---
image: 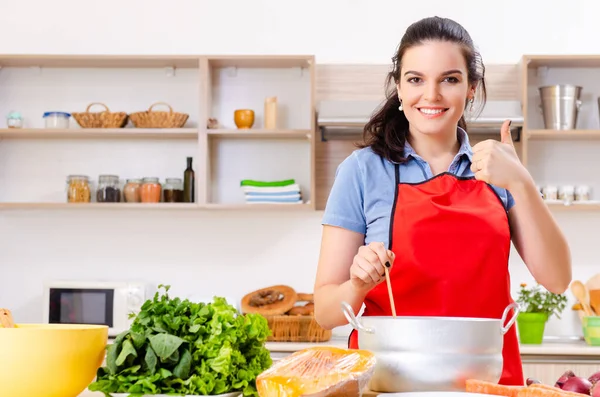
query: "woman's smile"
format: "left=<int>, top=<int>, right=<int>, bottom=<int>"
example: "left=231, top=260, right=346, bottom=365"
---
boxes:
left=417, top=106, right=449, bottom=118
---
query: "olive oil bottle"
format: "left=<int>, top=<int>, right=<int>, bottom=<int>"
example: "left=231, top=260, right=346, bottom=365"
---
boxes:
left=183, top=157, right=195, bottom=203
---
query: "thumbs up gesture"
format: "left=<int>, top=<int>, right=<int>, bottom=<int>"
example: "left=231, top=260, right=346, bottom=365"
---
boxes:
left=470, top=119, right=529, bottom=191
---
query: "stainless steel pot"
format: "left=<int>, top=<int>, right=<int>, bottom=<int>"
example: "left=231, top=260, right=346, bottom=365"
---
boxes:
left=341, top=301, right=520, bottom=393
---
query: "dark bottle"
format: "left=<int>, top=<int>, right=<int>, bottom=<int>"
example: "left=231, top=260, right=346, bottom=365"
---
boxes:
left=183, top=157, right=195, bottom=203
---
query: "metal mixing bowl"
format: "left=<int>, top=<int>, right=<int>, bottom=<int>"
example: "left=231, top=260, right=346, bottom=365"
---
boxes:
left=341, top=301, right=519, bottom=393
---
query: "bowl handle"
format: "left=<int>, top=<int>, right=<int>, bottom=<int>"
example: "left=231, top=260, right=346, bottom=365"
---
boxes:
left=341, top=301, right=375, bottom=334
left=500, top=302, right=520, bottom=335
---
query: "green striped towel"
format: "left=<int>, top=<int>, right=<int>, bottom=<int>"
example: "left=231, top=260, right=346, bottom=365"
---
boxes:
left=240, top=179, right=296, bottom=187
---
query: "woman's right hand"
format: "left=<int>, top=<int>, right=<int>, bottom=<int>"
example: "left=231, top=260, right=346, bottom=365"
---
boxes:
left=350, top=242, right=395, bottom=293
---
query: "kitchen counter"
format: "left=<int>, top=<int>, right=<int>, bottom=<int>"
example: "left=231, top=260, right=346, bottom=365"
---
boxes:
left=266, top=336, right=600, bottom=356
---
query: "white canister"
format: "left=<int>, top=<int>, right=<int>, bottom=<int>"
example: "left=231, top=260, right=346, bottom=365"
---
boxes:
left=575, top=185, right=592, bottom=201
left=543, top=185, right=558, bottom=201
left=559, top=185, right=575, bottom=202
left=43, top=112, right=71, bottom=129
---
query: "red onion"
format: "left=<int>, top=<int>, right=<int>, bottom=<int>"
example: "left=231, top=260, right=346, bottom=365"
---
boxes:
left=561, top=376, right=592, bottom=395
left=591, top=382, right=600, bottom=397
left=556, top=370, right=576, bottom=388
left=527, top=378, right=541, bottom=385
left=590, top=371, right=600, bottom=385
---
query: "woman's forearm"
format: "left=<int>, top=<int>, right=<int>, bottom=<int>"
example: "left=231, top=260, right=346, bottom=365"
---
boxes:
left=314, top=281, right=368, bottom=330
left=509, top=177, right=572, bottom=294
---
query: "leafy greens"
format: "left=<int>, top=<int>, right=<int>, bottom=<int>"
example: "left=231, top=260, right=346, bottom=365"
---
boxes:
left=88, top=285, right=272, bottom=397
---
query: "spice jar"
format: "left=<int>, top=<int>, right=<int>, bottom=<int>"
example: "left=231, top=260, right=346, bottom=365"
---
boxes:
left=96, top=175, right=121, bottom=202
left=576, top=185, right=591, bottom=201
left=559, top=185, right=575, bottom=203
left=123, top=179, right=142, bottom=203
left=542, top=185, right=558, bottom=201
left=6, top=111, right=23, bottom=128
left=66, top=175, right=91, bottom=203
left=140, top=177, right=162, bottom=203
left=163, top=178, right=184, bottom=203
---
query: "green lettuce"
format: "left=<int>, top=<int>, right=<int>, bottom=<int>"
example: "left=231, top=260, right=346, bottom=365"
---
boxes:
left=88, top=285, right=272, bottom=397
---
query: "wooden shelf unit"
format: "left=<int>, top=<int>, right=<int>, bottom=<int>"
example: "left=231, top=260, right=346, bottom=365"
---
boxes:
left=0, top=54, right=316, bottom=210
left=519, top=55, right=600, bottom=210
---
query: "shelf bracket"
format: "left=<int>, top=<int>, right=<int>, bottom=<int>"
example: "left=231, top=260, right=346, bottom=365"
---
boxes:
left=226, top=66, right=238, bottom=78
left=536, top=66, right=549, bottom=80
left=165, top=66, right=176, bottom=77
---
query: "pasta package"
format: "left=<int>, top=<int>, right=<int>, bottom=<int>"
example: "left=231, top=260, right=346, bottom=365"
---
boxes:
left=256, top=346, right=376, bottom=397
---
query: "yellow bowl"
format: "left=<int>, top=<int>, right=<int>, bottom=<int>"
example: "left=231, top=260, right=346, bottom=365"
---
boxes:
left=234, top=109, right=255, bottom=129
left=0, top=323, right=108, bottom=397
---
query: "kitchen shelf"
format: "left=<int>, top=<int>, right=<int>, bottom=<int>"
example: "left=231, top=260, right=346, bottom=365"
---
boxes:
left=0, top=202, right=313, bottom=211
left=523, top=55, right=600, bottom=69
left=545, top=201, right=600, bottom=211
left=207, top=129, right=311, bottom=140
left=0, top=54, right=201, bottom=69
left=0, top=54, right=316, bottom=211
left=527, top=129, right=600, bottom=140
left=0, top=128, right=198, bottom=140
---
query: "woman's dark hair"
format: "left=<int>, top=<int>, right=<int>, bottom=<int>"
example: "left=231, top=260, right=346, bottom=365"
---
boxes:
left=359, top=16, right=487, bottom=163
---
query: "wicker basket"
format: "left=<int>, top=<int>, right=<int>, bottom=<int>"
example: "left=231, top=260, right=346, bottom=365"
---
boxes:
left=72, top=102, right=128, bottom=128
left=129, top=102, right=189, bottom=128
left=265, top=315, right=332, bottom=342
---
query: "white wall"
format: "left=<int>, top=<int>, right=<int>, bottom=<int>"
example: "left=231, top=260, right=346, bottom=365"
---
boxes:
left=1, top=0, right=599, bottom=339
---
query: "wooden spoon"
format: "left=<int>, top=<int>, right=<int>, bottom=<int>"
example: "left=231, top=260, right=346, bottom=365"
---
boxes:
left=570, top=281, right=594, bottom=317
left=384, top=262, right=396, bottom=317
left=0, top=308, right=16, bottom=328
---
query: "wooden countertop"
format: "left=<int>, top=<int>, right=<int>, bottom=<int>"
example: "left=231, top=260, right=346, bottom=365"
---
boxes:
left=266, top=337, right=600, bottom=356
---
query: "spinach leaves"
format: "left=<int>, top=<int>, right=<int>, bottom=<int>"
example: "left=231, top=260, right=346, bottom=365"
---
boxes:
left=88, top=285, right=272, bottom=397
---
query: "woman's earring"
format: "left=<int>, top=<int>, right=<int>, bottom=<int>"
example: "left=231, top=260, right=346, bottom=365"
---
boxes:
left=469, top=98, right=474, bottom=111
left=398, top=100, right=403, bottom=111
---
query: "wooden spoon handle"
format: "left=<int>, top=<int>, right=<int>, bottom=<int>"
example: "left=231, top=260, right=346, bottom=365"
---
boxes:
left=0, top=308, right=15, bottom=328
left=384, top=267, right=396, bottom=317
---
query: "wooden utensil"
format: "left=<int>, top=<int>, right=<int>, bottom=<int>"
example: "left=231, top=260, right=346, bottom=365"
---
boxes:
left=0, top=308, right=16, bottom=328
left=384, top=263, right=396, bottom=317
left=570, top=280, right=594, bottom=316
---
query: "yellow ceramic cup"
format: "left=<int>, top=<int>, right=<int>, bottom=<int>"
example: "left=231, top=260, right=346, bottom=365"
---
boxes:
left=0, top=323, right=108, bottom=397
left=234, top=109, right=255, bottom=129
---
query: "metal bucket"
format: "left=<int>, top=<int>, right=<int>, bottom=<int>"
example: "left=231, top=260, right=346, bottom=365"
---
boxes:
left=341, top=301, right=520, bottom=393
left=539, top=84, right=582, bottom=130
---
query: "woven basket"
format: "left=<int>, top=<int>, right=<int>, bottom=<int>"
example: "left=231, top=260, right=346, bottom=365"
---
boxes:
left=72, top=102, right=128, bottom=128
left=265, top=315, right=332, bottom=342
left=129, top=102, right=189, bottom=128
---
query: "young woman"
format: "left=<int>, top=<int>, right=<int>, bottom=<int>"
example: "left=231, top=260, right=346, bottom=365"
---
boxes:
left=313, top=16, right=572, bottom=386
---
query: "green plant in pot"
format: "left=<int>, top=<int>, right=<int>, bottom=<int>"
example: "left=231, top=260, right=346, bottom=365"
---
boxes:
left=516, top=283, right=567, bottom=344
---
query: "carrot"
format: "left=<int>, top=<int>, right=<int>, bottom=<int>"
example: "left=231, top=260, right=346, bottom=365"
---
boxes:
left=465, top=379, right=525, bottom=397
left=518, top=384, right=587, bottom=397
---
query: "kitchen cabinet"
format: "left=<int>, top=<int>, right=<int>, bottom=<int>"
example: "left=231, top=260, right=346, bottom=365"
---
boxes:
left=522, top=359, right=600, bottom=385
left=0, top=54, right=316, bottom=210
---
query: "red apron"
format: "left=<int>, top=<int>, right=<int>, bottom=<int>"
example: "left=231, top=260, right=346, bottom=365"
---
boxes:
left=348, top=166, right=523, bottom=386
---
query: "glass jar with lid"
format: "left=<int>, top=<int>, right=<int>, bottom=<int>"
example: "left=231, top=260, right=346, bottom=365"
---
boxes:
left=163, top=178, right=184, bottom=202
left=96, top=175, right=121, bottom=202
left=66, top=175, right=91, bottom=203
left=123, top=179, right=142, bottom=203
left=140, top=177, right=162, bottom=203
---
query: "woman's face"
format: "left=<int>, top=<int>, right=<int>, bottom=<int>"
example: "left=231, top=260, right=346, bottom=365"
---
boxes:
left=396, top=40, right=475, bottom=138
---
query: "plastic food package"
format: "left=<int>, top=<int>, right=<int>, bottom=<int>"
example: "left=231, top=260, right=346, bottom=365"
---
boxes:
left=256, top=346, right=376, bottom=397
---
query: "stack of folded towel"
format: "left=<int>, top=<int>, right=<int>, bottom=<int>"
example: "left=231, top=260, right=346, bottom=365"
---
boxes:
left=240, top=179, right=303, bottom=204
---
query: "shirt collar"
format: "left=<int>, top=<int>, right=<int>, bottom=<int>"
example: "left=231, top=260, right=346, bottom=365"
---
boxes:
left=404, top=126, right=473, bottom=162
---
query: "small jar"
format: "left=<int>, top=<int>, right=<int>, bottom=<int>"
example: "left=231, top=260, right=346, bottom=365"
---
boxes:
left=576, top=185, right=592, bottom=201
left=43, top=111, right=71, bottom=129
left=123, top=179, right=142, bottom=203
left=163, top=178, right=184, bottom=203
left=96, top=175, right=121, bottom=203
left=140, top=177, right=162, bottom=203
left=559, top=185, right=575, bottom=203
left=66, top=175, right=91, bottom=203
left=542, top=185, right=558, bottom=201
left=6, top=111, right=23, bottom=128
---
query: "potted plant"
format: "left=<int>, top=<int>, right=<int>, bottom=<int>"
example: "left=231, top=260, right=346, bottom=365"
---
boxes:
left=516, top=283, right=568, bottom=344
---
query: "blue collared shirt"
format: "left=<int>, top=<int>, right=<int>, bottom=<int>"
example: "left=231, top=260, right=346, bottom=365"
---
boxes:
left=321, top=127, right=514, bottom=247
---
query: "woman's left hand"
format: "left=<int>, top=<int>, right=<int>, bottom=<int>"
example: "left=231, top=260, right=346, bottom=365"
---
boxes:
left=470, top=119, right=532, bottom=191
